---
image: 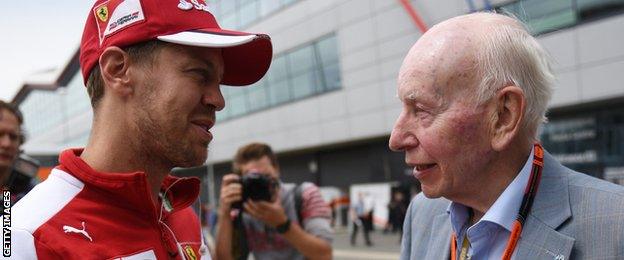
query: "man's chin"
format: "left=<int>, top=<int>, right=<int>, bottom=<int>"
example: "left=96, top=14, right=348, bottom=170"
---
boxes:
left=420, top=187, right=443, bottom=199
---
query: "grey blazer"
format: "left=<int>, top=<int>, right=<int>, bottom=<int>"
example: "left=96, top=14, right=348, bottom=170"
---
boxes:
left=400, top=151, right=624, bottom=260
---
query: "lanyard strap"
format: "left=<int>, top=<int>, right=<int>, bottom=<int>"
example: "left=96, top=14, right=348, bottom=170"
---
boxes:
left=451, top=143, right=544, bottom=260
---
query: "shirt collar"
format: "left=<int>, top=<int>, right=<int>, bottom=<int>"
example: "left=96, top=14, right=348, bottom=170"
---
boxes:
left=448, top=146, right=535, bottom=233
left=57, top=148, right=200, bottom=215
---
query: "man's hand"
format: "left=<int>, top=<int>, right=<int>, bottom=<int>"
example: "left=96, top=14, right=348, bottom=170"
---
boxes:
left=243, top=190, right=288, bottom=227
left=219, top=174, right=242, bottom=217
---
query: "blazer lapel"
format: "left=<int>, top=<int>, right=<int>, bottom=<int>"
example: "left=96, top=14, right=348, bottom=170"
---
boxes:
left=514, top=151, right=575, bottom=259
left=425, top=212, right=452, bottom=260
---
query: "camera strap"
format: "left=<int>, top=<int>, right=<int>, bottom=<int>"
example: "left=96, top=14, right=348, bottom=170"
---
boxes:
left=294, top=183, right=304, bottom=224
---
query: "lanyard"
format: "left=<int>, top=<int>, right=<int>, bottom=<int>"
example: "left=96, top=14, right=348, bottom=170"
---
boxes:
left=450, top=143, right=544, bottom=260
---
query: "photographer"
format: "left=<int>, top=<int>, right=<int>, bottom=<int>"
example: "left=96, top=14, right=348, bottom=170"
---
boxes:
left=216, top=143, right=333, bottom=260
left=0, top=100, right=35, bottom=204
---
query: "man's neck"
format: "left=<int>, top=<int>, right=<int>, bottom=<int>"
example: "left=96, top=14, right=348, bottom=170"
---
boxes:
left=80, top=119, right=170, bottom=205
left=455, top=142, right=533, bottom=223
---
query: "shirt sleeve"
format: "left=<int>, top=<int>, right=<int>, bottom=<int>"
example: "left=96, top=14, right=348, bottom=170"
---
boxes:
left=9, top=228, right=38, bottom=259
left=299, top=183, right=333, bottom=242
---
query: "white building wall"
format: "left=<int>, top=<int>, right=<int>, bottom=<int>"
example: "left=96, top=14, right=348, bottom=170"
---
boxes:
left=540, top=15, right=624, bottom=107
left=208, top=1, right=624, bottom=163
left=208, top=0, right=471, bottom=163
left=18, top=1, right=624, bottom=162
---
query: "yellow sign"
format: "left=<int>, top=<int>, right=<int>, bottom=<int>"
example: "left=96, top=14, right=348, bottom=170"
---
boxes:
left=96, top=6, right=109, bottom=22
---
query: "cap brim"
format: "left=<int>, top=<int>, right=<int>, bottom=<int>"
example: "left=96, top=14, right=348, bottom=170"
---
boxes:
left=157, top=29, right=272, bottom=86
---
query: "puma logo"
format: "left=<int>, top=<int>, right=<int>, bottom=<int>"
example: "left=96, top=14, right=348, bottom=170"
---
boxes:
left=63, top=222, right=93, bottom=242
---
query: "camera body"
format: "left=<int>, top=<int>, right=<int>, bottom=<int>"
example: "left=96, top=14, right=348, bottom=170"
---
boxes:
left=232, top=173, right=279, bottom=210
left=241, top=172, right=279, bottom=202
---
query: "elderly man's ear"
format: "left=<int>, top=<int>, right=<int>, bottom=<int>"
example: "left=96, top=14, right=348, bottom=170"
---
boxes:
left=99, top=47, right=135, bottom=98
left=489, top=86, right=526, bottom=151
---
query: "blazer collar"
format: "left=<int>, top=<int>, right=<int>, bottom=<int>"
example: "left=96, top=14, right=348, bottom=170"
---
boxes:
left=431, top=150, right=575, bottom=260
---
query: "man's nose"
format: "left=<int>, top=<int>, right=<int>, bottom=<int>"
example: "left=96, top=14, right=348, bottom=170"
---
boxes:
left=0, top=134, right=13, bottom=148
left=202, top=85, right=225, bottom=111
left=389, top=111, right=417, bottom=151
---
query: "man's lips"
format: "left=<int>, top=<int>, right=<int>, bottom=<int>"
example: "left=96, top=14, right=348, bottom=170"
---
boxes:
left=415, top=163, right=436, bottom=171
left=190, top=119, right=214, bottom=141
left=410, top=162, right=438, bottom=179
left=190, top=119, right=214, bottom=131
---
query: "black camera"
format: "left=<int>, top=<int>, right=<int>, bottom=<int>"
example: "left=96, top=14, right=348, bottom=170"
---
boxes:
left=7, top=154, right=39, bottom=199
left=241, top=173, right=279, bottom=202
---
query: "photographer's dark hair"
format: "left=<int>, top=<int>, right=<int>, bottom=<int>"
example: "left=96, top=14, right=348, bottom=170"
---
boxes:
left=233, top=142, right=279, bottom=175
left=0, top=100, right=25, bottom=144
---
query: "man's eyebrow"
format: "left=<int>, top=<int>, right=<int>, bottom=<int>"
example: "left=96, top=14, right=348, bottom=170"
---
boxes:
left=397, top=89, right=419, bottom=102
left=189, top=56, right=224, bottom=80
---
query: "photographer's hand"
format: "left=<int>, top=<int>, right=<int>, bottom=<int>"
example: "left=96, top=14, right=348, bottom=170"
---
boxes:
left=218, top=174, right=242, bottom=217
left=243, top=190, right=288, bottom=227
left=215, top=174, right=242, bottom=260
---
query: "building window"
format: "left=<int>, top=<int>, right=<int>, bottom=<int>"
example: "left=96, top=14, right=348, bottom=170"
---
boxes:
left=218, top=34, right=342, bottom=121
left=540, top=105, right=624, bottom=181
left=495, top=0, right=624, bottom=35
left=208, top=0, right=303, bottom=30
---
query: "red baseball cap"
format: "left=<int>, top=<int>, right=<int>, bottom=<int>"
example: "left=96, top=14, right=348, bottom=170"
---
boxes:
left=79, top=0, right=272, bottom=86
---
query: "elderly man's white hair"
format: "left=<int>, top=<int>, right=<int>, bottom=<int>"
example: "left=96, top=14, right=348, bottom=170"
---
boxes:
left=468, top=12, right=554, bottom=138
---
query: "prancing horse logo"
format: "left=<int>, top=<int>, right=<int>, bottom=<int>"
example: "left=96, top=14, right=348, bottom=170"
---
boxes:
left=96, top=6, right=109, bottom=22
left=63, top=222, right=93, bottom=242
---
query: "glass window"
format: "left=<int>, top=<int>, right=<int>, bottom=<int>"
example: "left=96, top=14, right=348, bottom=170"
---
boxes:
left=221, top=13, right=237, bottom=29
left=217, top=33, right=341, bottom=121
left=269, top=79, right=291, bottom=105
left=217, top=109, right=229, bottom=121
left=291, top=70, right=321, bottom=99
left=322, top=63, right=341, bottom=90
left=288, top=45, right=316, bottom=76
left=64, top=73, right=90, bottom=119
left=247, top=80, right=270, bottom=110
left=267, top=56, right=289, bottom=83
left=316, top=36, right=339, bottom=65
left=212, top=0, right=304, bottom=30
left=228, top=93, right=248, bottom=117
left=220, top=0, right=236, bottom=16
left=260, top=1, right=281, bottom=16
left=239, top=0, right=259, bottom=28
left=497, top=0, right=624, bottom=35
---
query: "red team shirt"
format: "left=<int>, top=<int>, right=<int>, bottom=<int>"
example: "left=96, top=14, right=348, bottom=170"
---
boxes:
left=12, top=149, right=209, bottom=259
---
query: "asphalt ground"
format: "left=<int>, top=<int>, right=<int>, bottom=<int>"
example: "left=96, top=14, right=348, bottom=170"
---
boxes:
left=332, top=226, right=402, bottom=260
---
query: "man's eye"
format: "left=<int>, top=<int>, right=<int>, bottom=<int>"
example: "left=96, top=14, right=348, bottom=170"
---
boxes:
left=188, top=69, right=211, bottom=82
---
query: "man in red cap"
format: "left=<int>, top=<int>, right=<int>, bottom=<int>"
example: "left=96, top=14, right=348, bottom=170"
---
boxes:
left=11, top=0, right=272, bottom=259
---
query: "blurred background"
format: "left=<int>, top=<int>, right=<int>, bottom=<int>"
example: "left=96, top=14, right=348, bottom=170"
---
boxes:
left=3, top=0, right=624, bottom=259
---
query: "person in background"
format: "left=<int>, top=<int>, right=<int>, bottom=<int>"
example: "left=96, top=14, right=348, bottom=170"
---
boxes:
left=11, top=0, right=272, bottom=258
left=350, top=192, right=373, bottom=246
left=216, top=142, right=333, bottom=260
left=0, top=100, right=36, bottom=204
left=390, top=12, right=624, bottom=260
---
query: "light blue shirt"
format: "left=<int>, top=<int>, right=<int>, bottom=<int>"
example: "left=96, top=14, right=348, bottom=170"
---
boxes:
left=448, top=147, right=534, bottom=260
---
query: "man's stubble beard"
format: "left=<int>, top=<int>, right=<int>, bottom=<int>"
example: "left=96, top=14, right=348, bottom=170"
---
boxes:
left=133, top=84, right=206, bottom=170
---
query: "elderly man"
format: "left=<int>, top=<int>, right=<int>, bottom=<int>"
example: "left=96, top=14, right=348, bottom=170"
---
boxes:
left=12, top=0, right=271, bottom=259
left=390, top=13, right=624, bottom=260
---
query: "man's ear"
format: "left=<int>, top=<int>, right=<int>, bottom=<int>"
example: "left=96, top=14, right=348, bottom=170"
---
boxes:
left=490, top=85, right=525, bottom=151
left=99, top=47, right=134, bottom=98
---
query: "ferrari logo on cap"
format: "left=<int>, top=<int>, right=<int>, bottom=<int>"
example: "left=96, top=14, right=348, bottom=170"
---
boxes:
left=178, top=0, right=212, bottom=13
left=96, top=6, right=109, bottom=22
left=184, top=245, right=198, bottom=260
